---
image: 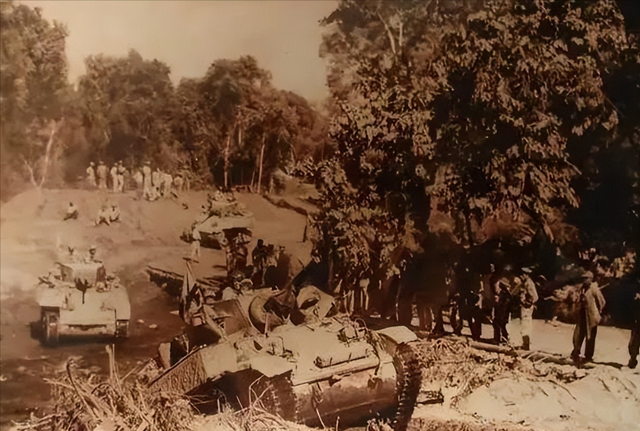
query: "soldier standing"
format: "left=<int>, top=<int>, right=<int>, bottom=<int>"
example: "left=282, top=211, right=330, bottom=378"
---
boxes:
left=110, top=163, right=118, bottom=193
left=152, top=168, right=162, bottom=196
left=492, top=273, right=512, bottom=344
left=511, top=268, right=539, bottom=350
left=163, top=172, right=173, bottom=197
left=96, top=161, right=108, bottom=189
left=142, top=161, right=152, bottom=200
left=174, top=174, right=184, bottom=194
left=628, top=274, right=640, bottom=369
left=117, top=161, right=126, bottom=193
left=86, top=162, right=96, bottom=188
left=190, top=226, right=201, bottom=263
left=251, top=239, right=267, bottom=288
left=571, top=271, right=606, bottom=363
left=233, top=237, right=248, bottom=274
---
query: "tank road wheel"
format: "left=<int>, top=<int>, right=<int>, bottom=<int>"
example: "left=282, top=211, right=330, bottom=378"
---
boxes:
left=115, top=320, right=130, bottom=339
left=42, top=310, right=60, bottom=347
left=392, top=342, right=423, bottom=431
left=252, top=374, right=297, bottom=422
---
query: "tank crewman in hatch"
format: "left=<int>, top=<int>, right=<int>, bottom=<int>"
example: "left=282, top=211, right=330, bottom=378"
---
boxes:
left=84, top=245, right=101, bottom=263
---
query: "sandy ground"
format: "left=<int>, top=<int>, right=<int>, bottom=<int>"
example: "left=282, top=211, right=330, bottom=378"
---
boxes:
left=0, top=187, right=638, bottom=431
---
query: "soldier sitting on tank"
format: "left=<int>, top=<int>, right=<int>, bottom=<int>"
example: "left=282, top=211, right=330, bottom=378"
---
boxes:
left=84, top=245, right=101, bottom=263
left=105, top=273, right=121, bottom=290
left=221, top=272, right=250, bottom=301
left=67, top=246, right=83, bottom=263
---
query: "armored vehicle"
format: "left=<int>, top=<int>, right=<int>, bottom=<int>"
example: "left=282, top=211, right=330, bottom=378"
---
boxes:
left=181, top=199, right=255, bottom=249
left=36, top=261, right=131, bottom=346
left=148, top=280, right=424, bottom=431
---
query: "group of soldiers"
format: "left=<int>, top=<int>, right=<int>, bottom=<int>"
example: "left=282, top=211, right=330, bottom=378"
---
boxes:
left=63, top=201, right=120, bottom=226
left=85, top=161, right=127, bottom=192
left=85, top=160, right=186, bottom=201
left=414, top=260, right=639, bottom=368
left=220, top=239, right=294, bottom=301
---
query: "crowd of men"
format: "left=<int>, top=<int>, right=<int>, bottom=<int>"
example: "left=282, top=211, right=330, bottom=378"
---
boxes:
left=409, top=259, right=639, bottom=369
left=85, top=160, right=186, bottom=201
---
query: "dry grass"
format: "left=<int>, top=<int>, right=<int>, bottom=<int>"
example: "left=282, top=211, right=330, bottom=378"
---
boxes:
left=416, top=337, right=585, bottom=408
left=8, top=345, right=318, bottom=431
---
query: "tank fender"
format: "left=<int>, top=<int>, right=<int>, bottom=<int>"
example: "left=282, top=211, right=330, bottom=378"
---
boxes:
left=250, top=354, right=294, bottom=378
left=374, top=326, right=418, bottom=355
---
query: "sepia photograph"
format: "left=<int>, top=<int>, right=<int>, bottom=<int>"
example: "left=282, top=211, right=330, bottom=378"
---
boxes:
left=0, top=1, right=639, bottom=430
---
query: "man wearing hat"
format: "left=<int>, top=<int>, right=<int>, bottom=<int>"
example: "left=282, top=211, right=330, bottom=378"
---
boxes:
left=142, top=161, right=152, bottom=200
left=116, top=161, right=126, bottom=193
left=510, top=267, right=539, bottom=350
left=571, top=271, right=606, bottom=363
left=110, top=163, right=118, bottom=193
left=86, top=162, right=96, bottom=188
left=96, top=161, right=108, bottom=190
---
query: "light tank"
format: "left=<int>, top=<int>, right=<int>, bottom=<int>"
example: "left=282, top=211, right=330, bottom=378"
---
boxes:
left=181, top=197, right=255, bottom=249
left=36, top=261, right=131, bottom=346
left=148, top=276, right=425, bottom=431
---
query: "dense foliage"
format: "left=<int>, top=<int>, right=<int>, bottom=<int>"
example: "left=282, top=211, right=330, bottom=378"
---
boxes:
left=311, top=0, right=639, bottom=288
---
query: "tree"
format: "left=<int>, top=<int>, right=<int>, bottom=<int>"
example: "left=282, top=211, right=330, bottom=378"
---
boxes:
left=314, top=0, right=631, bottom=294
left=0, top=1, right=70, bottom=197
left=78, top=50, right=179, bottom=169
left=198, top=56, right=272, bottom=189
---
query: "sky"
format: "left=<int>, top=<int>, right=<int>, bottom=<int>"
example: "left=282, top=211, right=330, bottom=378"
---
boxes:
left=21, top=1, right=338, bottom=102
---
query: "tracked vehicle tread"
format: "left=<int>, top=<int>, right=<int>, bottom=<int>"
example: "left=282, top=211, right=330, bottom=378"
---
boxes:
left=392, top=341, right=423, bottom=431
left=253, top=373, right=297, bottom=422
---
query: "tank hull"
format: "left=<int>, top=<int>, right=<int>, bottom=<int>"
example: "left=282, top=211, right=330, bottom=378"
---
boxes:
left=292, top=360, right=397, bottom=427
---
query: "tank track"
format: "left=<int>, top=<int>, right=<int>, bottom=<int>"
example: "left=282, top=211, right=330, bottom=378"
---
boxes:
left=392, top=341, right=423, bottom=431
left=253, top=373, right=298, bottom=422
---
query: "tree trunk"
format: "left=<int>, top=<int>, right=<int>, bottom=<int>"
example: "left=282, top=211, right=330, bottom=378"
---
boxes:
left=257, top=139, right=266, bottom=194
